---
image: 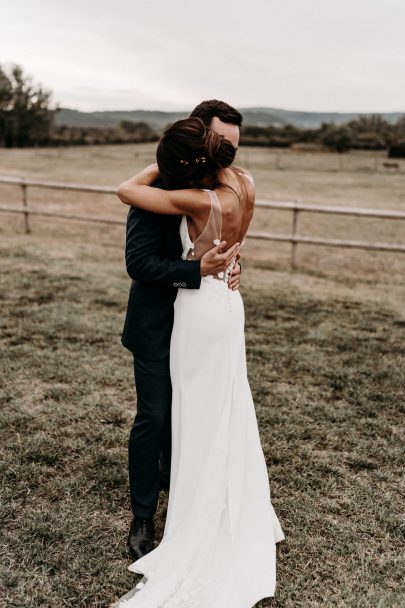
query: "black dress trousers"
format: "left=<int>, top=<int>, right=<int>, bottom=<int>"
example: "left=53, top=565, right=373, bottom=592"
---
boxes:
left=121, top=201, right=201, bottom=519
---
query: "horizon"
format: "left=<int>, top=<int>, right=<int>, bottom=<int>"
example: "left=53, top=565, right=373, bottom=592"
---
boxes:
left=58, top=105, right=404, bottom=115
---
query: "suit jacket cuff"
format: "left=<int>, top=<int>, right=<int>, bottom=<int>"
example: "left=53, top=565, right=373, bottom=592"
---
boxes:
left=181, top=260, right=201, bottom=289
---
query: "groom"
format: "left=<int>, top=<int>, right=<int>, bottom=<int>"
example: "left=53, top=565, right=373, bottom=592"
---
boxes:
left=121, top=100, right=243, bottom=560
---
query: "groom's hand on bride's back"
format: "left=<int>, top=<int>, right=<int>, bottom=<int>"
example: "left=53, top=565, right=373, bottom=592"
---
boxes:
left=200, top=241, right=240, bottom=277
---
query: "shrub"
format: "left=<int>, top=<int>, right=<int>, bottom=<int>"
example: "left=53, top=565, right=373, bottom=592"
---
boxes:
left=388, top=141, right=405, bottom=158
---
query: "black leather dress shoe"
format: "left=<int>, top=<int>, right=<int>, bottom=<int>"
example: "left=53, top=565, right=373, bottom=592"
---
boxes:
left=127, top=516, right=155, bottom=561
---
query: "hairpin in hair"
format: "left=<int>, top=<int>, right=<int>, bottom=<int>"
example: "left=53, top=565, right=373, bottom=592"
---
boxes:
left=180, top=156, right=206, bottom=166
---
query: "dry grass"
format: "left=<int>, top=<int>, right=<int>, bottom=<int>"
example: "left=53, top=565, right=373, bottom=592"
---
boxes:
left=1, top=144, right=405, bottom=606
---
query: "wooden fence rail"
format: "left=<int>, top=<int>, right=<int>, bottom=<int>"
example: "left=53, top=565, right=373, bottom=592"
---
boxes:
left=1, top=176, right=405, bottom=270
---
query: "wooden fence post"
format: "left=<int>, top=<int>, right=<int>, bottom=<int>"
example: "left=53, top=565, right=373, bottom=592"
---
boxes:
left=21, top=181, right=30, bottom=234
left=291, top=201, right=300, bottom=270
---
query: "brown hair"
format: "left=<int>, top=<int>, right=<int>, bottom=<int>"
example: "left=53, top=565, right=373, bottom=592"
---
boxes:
left=189, top=99, right=243, bottom=127
left=156, top=117, right=236, bottom=189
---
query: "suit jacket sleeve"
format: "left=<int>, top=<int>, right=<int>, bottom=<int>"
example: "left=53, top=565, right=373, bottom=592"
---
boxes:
left=125, top=206, right=202, bottom=289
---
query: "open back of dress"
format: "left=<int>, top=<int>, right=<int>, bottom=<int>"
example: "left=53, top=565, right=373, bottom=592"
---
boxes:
left=180, top=188, right=242, bottom=284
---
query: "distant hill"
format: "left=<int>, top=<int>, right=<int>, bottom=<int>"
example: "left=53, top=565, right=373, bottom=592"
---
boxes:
left=56, top=109, right=185, bottom=129
left=56, top=107, right=403, bottom=130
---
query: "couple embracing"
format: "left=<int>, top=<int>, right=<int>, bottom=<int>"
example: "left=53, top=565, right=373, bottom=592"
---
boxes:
left=113, top=100, right=284, bottom=607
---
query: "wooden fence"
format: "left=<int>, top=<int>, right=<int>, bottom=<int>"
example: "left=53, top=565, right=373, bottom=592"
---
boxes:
left=1, top=175, right=405, bottom=269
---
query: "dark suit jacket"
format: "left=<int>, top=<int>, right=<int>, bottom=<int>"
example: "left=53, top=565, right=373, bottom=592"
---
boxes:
left=121, top=194, right=201, bottom=360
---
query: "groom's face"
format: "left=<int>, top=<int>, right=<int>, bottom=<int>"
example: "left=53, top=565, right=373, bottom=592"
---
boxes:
left=210, top=116, right=240, bottom=150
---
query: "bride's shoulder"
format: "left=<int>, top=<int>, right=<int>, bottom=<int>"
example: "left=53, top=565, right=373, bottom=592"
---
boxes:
left=222, top=165, right=253, bottom=182
left=231, top=166, right=254, bottom=186
left=233, top=165, right=253, bottom=177
left=231, top=166, right=255, bottom=200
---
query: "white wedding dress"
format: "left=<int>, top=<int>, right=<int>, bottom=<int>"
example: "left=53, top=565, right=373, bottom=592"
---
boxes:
left=112, top=189, right=285, bottom=608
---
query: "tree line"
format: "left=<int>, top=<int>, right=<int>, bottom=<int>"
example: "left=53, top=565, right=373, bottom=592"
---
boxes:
left=240, top=116, right=405, bottom=156
left=1, top=63, right=405, bottom=156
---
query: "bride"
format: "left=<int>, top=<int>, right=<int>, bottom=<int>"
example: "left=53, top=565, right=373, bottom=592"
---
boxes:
left=114, top=117, right=285, bottom=607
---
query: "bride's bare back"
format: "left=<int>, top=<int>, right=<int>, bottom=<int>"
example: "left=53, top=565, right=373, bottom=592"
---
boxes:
left=187, top=167, right=255, bottom=252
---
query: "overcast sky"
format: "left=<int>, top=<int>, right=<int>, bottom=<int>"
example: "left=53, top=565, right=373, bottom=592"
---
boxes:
left=1, top=0, right=404, bottom=113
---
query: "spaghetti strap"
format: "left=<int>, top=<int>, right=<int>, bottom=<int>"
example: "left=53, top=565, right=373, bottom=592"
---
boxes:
left=205, top=190, right=222, bottom=245
left=183, top=189, right=222, bottom=252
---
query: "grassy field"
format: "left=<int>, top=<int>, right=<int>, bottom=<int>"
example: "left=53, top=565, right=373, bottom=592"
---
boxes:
left=1, top=145, right=405, bottom=607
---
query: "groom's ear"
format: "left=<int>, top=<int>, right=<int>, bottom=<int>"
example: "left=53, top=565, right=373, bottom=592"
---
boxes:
left=210, top=117, right=239, bottom=150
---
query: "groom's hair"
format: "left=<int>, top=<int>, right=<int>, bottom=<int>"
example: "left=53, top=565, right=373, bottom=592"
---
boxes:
left=189, top=100, right=243, bottom=127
